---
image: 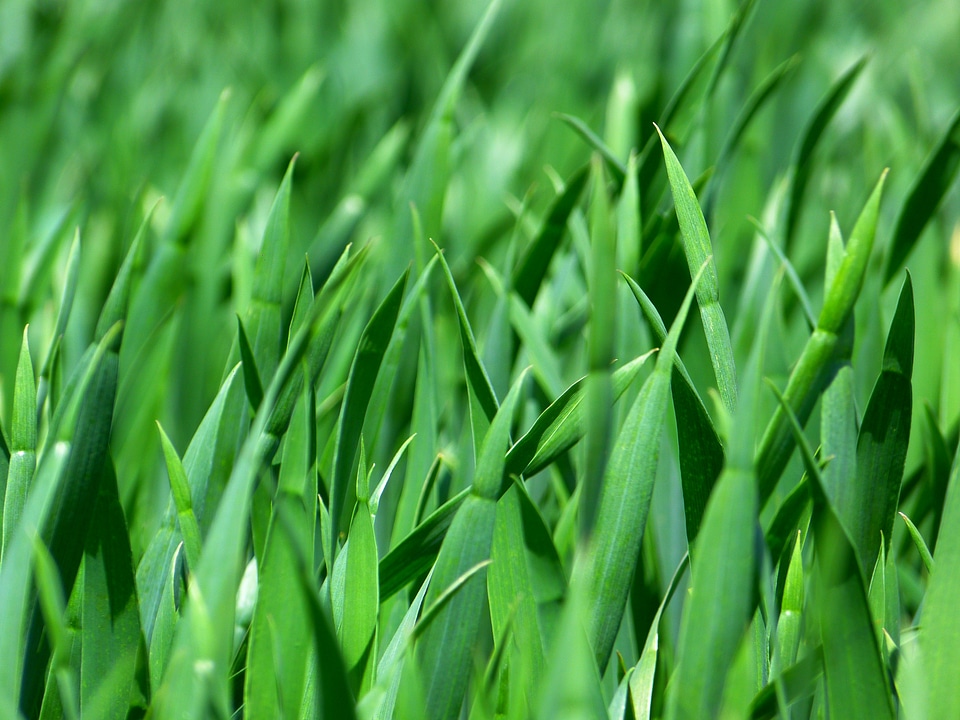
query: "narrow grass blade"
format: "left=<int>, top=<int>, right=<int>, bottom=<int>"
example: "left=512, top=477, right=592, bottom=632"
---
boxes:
left=899, top=512, right=934, bottom=573
left=756, top=170, right=888, bottom=505
left=783, top=57, right=867, bottom=252
left=573, top=259, right=710, bottom=670
left=920, top=434, right=960, bottom=720
left=330, top=269, right=408, bottom=551
left=512, top=164, right=590, bottom=307
left=884, top=107, right=960, bottom=285
left=852, top=272, right=914, bottom=573
left=655, top=125, right=738, bottom=413
left=236, top=315, right=265, bottom=412
left=157, top=422, right=203, bottom=574
left=555, top=115, right=627, bottom=183
left=2, top=326, right=37, bottom=562
left=622, top=272, right=724, bottom=542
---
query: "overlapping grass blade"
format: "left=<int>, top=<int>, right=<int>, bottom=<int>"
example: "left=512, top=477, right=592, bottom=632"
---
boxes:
left=769, top=382, right=895, bottom=720
left=415, top=370, right=526, bottom=720
left=852, top=272, right=914, bottom=573
left=378, top=352, right=652, bottom=600
left=512, top=164, right=590, bottom=307
left=884, top=108, right=960, bottom=285
left=573, top=259, right=709, bottom=670
left=756, top=170, right=887, bottom=504
left=329, top=269, right=408, bottom=551
left=655, top=125, right=738, bottom=413
left=2, top=327, right=37, bottom=562
left=622, top=273, right=723, bottom=543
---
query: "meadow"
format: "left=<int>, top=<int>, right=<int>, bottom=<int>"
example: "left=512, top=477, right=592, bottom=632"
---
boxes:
left=1, top=0, right=959, bottom=717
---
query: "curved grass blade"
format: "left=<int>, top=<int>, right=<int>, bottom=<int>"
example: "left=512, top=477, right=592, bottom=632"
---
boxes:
left=555, top=114, right=627, bottom=183
left=898, top=512, right=934, bottom=573
left=573, top=259, right=710, bottom=670
left=157, top=422, right=203, bottom=574
left=330, top=268, right=408, bottom=552
left=512, top=164, right=590, bottom=307
left=852, top=272, right=914, bottom=573
left=783, top=57, right=867, bottom=252
left=756, top=170, right=887, bottom=505
left=655, top=125, right=737, bottom=413
left=622, top=272, right=724, bottom=543
left=884, top=107, right=960, bottom=285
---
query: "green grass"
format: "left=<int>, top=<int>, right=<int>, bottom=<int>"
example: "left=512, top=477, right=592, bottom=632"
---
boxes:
left=1, top=0, right=960, bottom=718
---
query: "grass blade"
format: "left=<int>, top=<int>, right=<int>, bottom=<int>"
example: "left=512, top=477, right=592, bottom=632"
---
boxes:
left=2, top=326, right=37, bottom=563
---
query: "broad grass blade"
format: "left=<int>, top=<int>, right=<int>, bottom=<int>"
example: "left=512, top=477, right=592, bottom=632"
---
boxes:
left=622, top=272, right=723, bottom=542
left=852, top=272, right=914, bottom=573
left=573, top=259, right=709, bottom=670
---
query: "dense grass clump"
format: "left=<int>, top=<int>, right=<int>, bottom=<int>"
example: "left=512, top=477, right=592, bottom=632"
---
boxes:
left=2, top=0, right=960, bottom=718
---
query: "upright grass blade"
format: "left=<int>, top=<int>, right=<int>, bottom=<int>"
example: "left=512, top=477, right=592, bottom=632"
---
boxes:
left=2, top=326, right=37, bottom=562
left=655, top=125, right=738, bottom=413
left=666, top=264, right=773, bottom=720
left=582, top=154, right=617, bottom=538
left=782, top=57, right=868, bottom=253
left=330, top=269, right=408, bottom=550
left=512, top=164, right=590, bottom=307
left=769, top=383, right=895, bottom=720
left=416, top=370, right=527, bottom=720
left=622, top=273, right=724, bottom=543
left=573, top=259, right=710, bottom=671
left=884, top=108, right=960, bottom=285
left=852, top=272, right=914, bottom=574
left=150, top=244, right=367, bottom=718
left=756, top=170, right=888, bottom=505
left=921, top=435, right=960, bottom=720
left=156, top=422, right=203, bottom=574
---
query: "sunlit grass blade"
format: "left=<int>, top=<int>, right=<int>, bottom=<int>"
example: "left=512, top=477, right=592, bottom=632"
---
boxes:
left=783, top=56, right=867, bottom=252
left=622, top=272, right=724, bottom=542
left=555, top=114, right=627, bottom=182
left=655, top=125, right=738, bottom=413
left=884, top=107, right=960, bottom=285
left=573, top=258, right=710, bottom=670
left=512, top=164, right=590, bottom=307
left=756, top=169, right=887, bottom=505
left=156, top=422, right=203, bottom=575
